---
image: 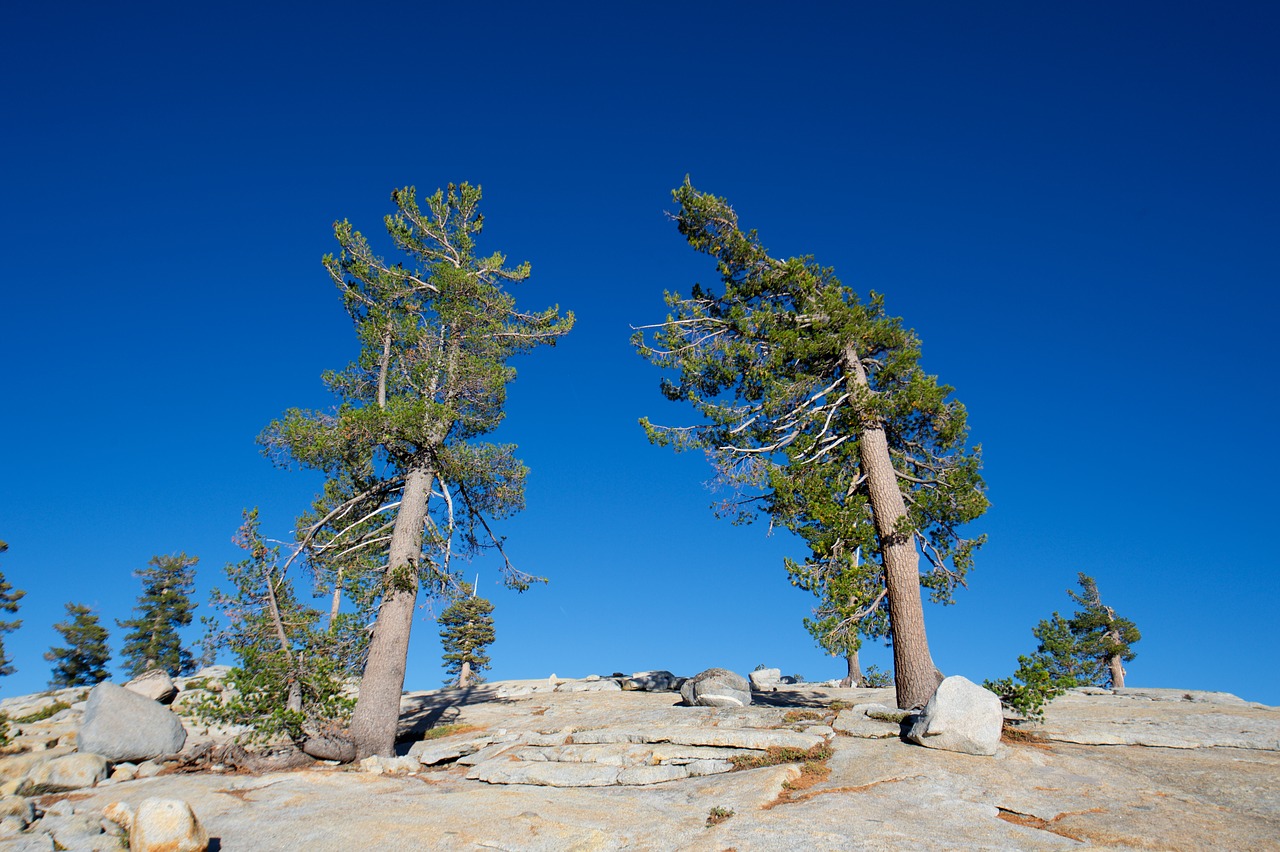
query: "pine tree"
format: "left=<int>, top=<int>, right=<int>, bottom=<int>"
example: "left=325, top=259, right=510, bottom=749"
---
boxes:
left=635, top=180, right=987, bottom=710
left=200, top=509, right=363, bottom=748
left=45, top=603, right=110, bottom=688
left=1066, top=573, right=1140, bottom=689
left=0, top=541, right=24, bottom=680
left=261, top=184, right=573, bottom=757
left=117, top=552, right=199, bottom=678
left=439, top=588, right=495, bottom=688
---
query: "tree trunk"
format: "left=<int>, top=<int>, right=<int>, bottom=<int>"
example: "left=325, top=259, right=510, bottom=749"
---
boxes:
left=1108, top=654, right=1126, bottom=689
left=840, top=649, right=863, bottom=689
left=844, top=344, right=943, bottom=710
left=458, top=660, right=472, bottom=689
left=348, top=466, right=434, bottom=758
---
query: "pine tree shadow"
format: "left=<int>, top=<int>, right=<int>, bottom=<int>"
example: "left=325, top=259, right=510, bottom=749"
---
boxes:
left=394, top=684, right=513, bottom=746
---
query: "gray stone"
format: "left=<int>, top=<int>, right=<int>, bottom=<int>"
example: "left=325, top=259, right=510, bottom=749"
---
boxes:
left=0, top=831, right=54, bottom=851
left=620, top=671, right=677, bottom=691
left=616, top=764, right=688, bottom=785
left=25, top=752, right=109, bottom=792
left=79, top=683, right=187, bottom=762
left=833, top=704, right=902, bottom=739
left=124, top=669, right=178, bottom=704
left=905, top=675, right=1003, bottom=756
left=0, top=796, right=33, bottom=826
left=40, top=812, right=111, bottom=851
left=134, top=761, right=164, bottom=779
left=555, top=679, right=622, bottom=693
left=408, top=736, right=493, bottom=766
left=467, top=759, right=621, bottom=787
left=749, top=668, right=782, bottom=690
left=129, top=798, right=209, bottom=852
left=679, top=668, right=752, bottom=708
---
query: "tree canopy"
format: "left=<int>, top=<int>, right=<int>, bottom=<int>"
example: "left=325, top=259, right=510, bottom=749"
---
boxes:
left=439, top=587, right=495, bottom=688
left=635, top=180, right=987, bottom=709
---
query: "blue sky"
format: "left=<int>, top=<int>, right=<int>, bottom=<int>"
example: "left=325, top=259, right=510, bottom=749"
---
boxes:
left=2, top=2, right=1277, bottom=704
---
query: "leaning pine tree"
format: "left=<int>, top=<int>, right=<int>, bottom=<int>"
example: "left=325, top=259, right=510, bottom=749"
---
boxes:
left=635, top=181, right=988, bottom=710
left=262, top=184, right=573, bottom=757
left=118, top=552, right=199, bottom=678
left=439, top=587, right=495, bottom=688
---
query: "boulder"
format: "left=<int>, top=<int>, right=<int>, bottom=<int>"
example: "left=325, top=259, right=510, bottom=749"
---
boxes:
left=124, top=669, right=178, bottom=704
left=79, top=683, right=187, bottom=762
left=748, top=668, right=781, bottom=690
left=24, top=752, right=109, bottom=792
left=300, top=734, right=356, bottom=763
left=679, top=668, right=752, bottom=708
left=129, top=798, right=209, bottom=852
left=905, top=675, right=1003, bottom=756
left=620, top=671, right=677, bottom=691
left=0, top=795, right=33, bottom=827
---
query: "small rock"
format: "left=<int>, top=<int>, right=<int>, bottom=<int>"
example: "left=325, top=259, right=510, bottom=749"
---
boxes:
left=0, top=795, right=33, bottom=826
left=134, top=760, right=164, bottom=779
left=111, top=762, right=138, bottom=782
left=124, top=670, right=178, bottom=704
left=102, top=801, right=135, bottom=832
left=905, top=675, right=1003, bottom=757
left=409, top=737, right=493, bottom=766
left=0, top=815, right=25, bottom=836
left=129, top=798, right=208, bottom=852
left=749, top=668, right=782, bottom=690
left=24, top=752, right=109, bottom=792
left=679, top=668, right=752, bottom=708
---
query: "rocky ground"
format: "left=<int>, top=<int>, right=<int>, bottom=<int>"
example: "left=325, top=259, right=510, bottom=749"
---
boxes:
left=0, top=670, right=1276, bottom=850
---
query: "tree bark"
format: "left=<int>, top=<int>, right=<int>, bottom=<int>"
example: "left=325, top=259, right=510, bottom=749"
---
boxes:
left=844, top=344, right=943, bottom=710
left=1108, top=654, right=1126, bottom=689
left=840, top=649, right=863, bottom=689
left=348, top=466, right=434, bottom=758
left=458, top=660, right=472, bottom=689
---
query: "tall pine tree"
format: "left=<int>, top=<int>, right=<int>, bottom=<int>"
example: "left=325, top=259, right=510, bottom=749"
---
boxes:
left=0, top=542, right=24, bottom=680
left=45, top=603, right=110, bottom=688
left=635, top=181, right=987, bottom=710
left=118, top=552, right=199, bottom=677
left=261, top=183, right=573, bottom=757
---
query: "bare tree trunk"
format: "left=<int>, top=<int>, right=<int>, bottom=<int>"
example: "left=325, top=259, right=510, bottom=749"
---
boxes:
left=844, top=345, right=943, bottom=711
left=348, top=466, right=434, bottom=758
left=458, top=660, right=472, bottom=689
left=327, top=566, right=344, bottom=634
left=840, top=649, right=863, bottom=688
left=1108, top=654, right=1126, bottom=689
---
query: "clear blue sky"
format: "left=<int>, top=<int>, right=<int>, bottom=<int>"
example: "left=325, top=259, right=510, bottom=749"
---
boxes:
left=2, top=2, right=1277, bottom=705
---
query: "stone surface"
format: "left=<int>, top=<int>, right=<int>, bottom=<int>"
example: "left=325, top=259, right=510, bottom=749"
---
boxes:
left=79, top=682, right=187, bottom=762
left=124, top=669, right=178, bottom=704
left=24, top=752, right=109, bottom=792
left=679, top=668, right=752, bottom=708
left=833, top=704, right=902, bottom=738
left=1038, top=687, right=1280, bottom=749
left=749, top=668, right=782, bottom=690
left=905, top=675, right=1003, bottom=756
left=0, top=796, right=33, bottom=826
left=129, top=798, right=209, bottom=852
left=0, top=677, right=1272, bottom=850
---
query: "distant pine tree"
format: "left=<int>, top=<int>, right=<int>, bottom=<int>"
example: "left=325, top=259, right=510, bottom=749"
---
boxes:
left=439, top=589, right=495, bottom=688
left=117, top=553, right=199, bottom=677
left=0, top=541, right=24, bottom=680
left=45, top=603, right=111, bottom=688
left=1067, top=573, right=1141, bottom=689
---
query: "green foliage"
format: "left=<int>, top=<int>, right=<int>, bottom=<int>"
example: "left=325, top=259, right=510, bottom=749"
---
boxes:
left=439, top=588, right=495, bottom=686
left=197, top=510, right=360, bottom=744
left=117, top=552, right=199, bottom=678
left=45, top=603, right=111, bottom=688
left=634, top=180, right=987, bottom=670
left=861, top=664, right=892, bottom=688
left=0, top=541, right=24, bottom=680
left=259, top=183, right=575, bottom=608
left=706, top=806, right=735, bottom=826
left=986, top=574, right=1142, bottom=720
